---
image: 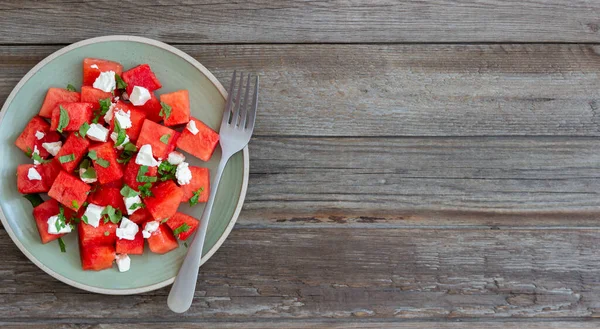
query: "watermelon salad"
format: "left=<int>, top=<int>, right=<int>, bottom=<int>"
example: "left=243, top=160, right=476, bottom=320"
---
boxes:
left=15, top=58, right=219, bottom=272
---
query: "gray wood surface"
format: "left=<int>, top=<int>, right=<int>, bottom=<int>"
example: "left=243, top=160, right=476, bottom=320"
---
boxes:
left=2, top=1, right=600, bottom=328
left=2, top=44, right=600, bottom=137
left=0, top=0, right=599, bottom=44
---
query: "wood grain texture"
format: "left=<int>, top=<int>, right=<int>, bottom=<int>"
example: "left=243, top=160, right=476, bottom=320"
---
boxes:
left=2, top=44, right=600, bottom=136
left=3, top=321, right=600, bottom=329
left=238, top=136, right=600, bottom=227
left=0, top=0, right=599, bottom=44
left=0, top=228, right=599, bottom=320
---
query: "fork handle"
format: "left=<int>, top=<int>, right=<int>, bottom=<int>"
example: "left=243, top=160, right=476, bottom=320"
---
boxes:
left=167, top=154, right=230, bottom=313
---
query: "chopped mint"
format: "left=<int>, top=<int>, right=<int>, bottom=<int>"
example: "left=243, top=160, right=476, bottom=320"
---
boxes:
left=189, top=187, right=205, bottom=207
left=159, top=102, right=172, bottom=120
left=59, top=153, right=75, bottom=164
left=58, top=237, right=66, bottom=252
left=159, top=134, right=170, bottom=144
left=115, top=74, right=127, bottom=90
left=57, top=105, right=70, bottom=133
left=137, top=165, right=157, bottom=183
left=120, top=184, right=140, bottom=198
left=79, top=122, right=90, bottom=138
left=66, top=84, right=77, bottom=92
left=173, top=223, right=191, bottom=236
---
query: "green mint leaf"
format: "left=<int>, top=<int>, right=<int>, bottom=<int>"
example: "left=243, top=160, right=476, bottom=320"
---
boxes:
left=23, top=194, right=44, bottom=208
left=114, top=119, right=126, bottom=146
left=158, top=161, right=177, bottom=181
left=123, top=142, right=137, bottom=152
left=66, top=84, right=77, bottom=92
left=57, top=105, right=70, bottom=133
left=81, top=166, right=97, bottom=179
left=120, top=184, right=140, bottom=198
left=25, top=147, right=33, bottom=157
left=104, top=231, right=109, bottom=236
left=129, top=203, right=144, bottom=210
left=32, top=152, right=51, bottom=164
left=159, top=102, right=172, bottom=120
left=173, top=223, right=191, bottom=236
left=137, top=165, right=157, bottom=183
left=71, top=200, right=79, bottom=210
left=115, top=74, right=127, bottom=90
left=59, top=153, right=75, bottom=164
left=58, top=237, right=66, bottom=252
left=99, top=98, right=112, bottom=115
left=189, top=187, right=205, bottom=207
left=101, top=205, right=122, bottom=224
left=88, top=150, right=97, bottom=160
left=160, top=218, right=169, bottom=224
left=81, top=215, right=89, bottom=224
left=79, top=122, right=90, bottom=138
left=159, top=134, right=170, bottom=144
left=139, top=183, right=153, bottom=198
left=96, top=158, right=110, bottom=168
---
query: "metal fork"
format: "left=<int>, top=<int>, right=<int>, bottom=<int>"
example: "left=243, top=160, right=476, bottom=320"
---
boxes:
left=168, top=71, right=259, bottom=313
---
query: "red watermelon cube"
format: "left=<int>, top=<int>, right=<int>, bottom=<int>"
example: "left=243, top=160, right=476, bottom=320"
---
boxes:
left=48, top=171, right=91, bottom=211
left=15, top=116, right=61, bottom=158
left=176, top=117, right=219, bottom=161
left=129, top=207, right=152, bottom=224
left=136, top=92, right=162, bottom=122
left=166, top=212, right=199, bottom=241
left=50, top=102, right=93, bottom=132
left=160, top=90, right=190, bottom=126
left=17, top=164, right=47, bottom=194
left=81, top=86, right=113, bottom=110
left=80, top=244, right=115, bottom=271
left=55, top=133, right=90, bottom=173
left=180, top=166, right=210, bottom=203
left=39, top=88, right=80, bottom=118
left=147, top=224, right=178, bottom=254
left=88, top=142, right=124, bottom=185
left=121, top=64, right=162, bottom=95
left=123, top=160, right=157, bottom=192
left=17, top=160, right=62, bottom=194
left=108, top=101, right=147, bottom=141
left=32, top=199, right=73, bottom=244
left=116, top=230, right=144, bottom=255
left=83, top=58, right=123, bottom=87
left=40, top=159, right=62, bottom=189
left=78, top=220, right=118, bottom=246
left=143, top=181, right=183, bottom=221
left=87, top=186, right=127, bottom=213
left=136, top=119, right=179, bottom=159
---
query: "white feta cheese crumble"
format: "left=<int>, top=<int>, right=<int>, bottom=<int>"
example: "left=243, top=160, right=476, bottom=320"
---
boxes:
left=92, top=70, right=116, bottom=92
left=41, top=141, right=62, bottom=156
left=135, top=144, right=159, bottom=167
left=175, top=162, right=193, bottom=185
left=103, top=102, right=117, bottom=123
left=129, top=86, right=151, bottom=106
left=186, top=120, right=199, bottom=135
left=142, top=221, right=160, bottom=238
left=83, top=204, right=105, bottom=228
left=124, top=195, right=142, bottom=215
left=86, top=123, right=109, bottom=142
left=32, top=145, right=40, bottom=164
left=110, top=131, right=130, bottom=150
left=47, top=215, right=72, bottom=234
left=27, top=167, right=42, bottom=181
left=90, top=64, right=99, bottom=69
left=115, top=254, right=131, bottom=272
left=167, top=151, right=185, bottom=165
left=35, top=130, right=45, bottom=140
left=114, top=109, right=132, bottom=129
left=116, top=217, right=139, bottom=241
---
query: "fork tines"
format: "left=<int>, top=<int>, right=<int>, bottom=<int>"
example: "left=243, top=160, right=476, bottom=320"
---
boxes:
left=223, top=71, right=259, bottom=131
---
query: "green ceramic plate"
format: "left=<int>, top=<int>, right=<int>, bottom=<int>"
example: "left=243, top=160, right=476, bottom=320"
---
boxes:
left=0, top=36, right=248, bottom=294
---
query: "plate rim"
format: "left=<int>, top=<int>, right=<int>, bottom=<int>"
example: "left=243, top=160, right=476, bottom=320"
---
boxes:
left=0, top=35, right=249, bottom=295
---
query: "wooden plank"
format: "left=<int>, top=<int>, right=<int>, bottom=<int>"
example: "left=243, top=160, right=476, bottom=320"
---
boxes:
left=2, top=320, right=600, bottom=329
left=2, top=44, right=600, bottom=136
left=0, top=228, right=599, bottom=319
left=239, top=136, right=600, bottom=227
left=0, top=1, right=599, bottom=43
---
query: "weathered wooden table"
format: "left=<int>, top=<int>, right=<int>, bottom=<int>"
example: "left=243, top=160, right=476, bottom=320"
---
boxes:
left=2, top=1, right=600, bottom=328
